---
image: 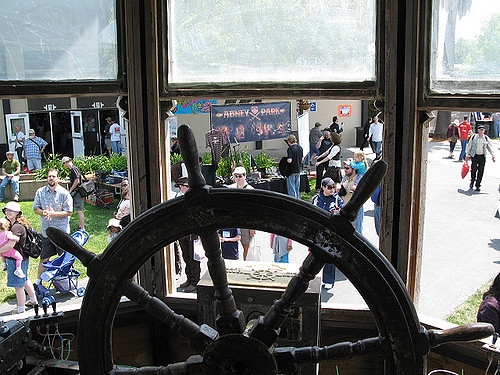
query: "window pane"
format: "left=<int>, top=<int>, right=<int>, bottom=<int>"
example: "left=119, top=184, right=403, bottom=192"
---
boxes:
left=167, top=0, right=376, bottom=86
left=430, top=0, right=500, bottom=94
left=0, top=0, right=117, bottom=81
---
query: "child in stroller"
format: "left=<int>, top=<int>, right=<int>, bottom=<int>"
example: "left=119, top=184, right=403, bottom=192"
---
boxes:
left=35, top=229, right=89, bottom=307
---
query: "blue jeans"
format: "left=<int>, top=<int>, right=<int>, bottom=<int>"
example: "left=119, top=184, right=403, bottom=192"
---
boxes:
left=354, top=205, right=364, bottom=234
left=323, top=263, right=336, bottom=285
left=287, top=173, right=301, bottom=199
left=304, top=143, right=319, bottom=165
left=111, top=140, right=121, bottom=154
left=374, top=204, right=380, bottom=236
left=372, top=141, right=382, bottom=158
left=459, top=139, right=468, bottom=160
left=0, top=177, right=19, bottom=200
left=494, top=121, right=500, bottom=138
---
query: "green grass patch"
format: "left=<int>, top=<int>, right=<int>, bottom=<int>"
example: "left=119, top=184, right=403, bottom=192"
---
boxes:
left=0, top=200, right=116, bottom=303
left=446, top=279, right=492, bottom=325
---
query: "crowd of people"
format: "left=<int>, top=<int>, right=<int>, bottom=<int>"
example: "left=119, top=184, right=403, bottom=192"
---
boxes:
left=0, top=155, right=130, bottom=315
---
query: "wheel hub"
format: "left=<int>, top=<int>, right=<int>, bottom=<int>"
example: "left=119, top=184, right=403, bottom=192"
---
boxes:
left=202, top=334, right=277, bottom=375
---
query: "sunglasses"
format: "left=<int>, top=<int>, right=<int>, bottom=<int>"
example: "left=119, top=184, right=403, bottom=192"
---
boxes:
left=344, top=167, right=351, bottom=170
left=233, top=174, right=245, bottom=178
left=178, top=183, right=188, bottom=187
left=325, top=185, right=335, bottom=189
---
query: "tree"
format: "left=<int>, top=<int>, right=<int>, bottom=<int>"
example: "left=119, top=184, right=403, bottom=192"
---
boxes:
left=441, top=0, right=472, bottom=75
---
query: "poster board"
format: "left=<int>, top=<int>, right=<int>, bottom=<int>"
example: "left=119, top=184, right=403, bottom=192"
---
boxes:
left=210, top=102, right=291, bottom=143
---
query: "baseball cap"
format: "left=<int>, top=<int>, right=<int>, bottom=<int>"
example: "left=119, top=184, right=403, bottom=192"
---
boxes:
left=6, top=151, right=14, bottom=155
left=477, top=125, right=485, bottom=130
left=61, top=156, right=71, bottom=164
left=174, top=177, right=188, bottom=187
left=28, top=129, right=35, bottom=134
left=233, top=166, right=247, bottom=175
left=2, top=201, right=22, bottom=215
left=321, top=177, right=334, bottom=187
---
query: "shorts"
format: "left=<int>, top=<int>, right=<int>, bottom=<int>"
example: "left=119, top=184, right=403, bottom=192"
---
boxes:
left=105, top=138, right=111, bottom=150
left=6, top=257, right=29, bottom=287
left=73, top=192, right=85, bottom=211
left=41, top=236, right=63, bottom=260
left=240, top=228, right=254, bottom=245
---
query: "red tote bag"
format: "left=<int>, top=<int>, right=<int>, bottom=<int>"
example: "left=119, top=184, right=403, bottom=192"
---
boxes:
left=461, top=161, right=470, bottom=179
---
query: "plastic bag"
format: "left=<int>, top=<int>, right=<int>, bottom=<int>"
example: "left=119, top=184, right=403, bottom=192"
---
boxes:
left=193, top=238, right=205, bottom=261
left=461, top=162, right=470, bottom=179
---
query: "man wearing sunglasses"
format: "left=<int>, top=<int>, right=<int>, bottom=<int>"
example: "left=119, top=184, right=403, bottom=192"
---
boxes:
left=311, top=177, right=345, bottom=290
left=339, top=159, right=364, bottom=234
left=228, top=167, right=256, bottom=260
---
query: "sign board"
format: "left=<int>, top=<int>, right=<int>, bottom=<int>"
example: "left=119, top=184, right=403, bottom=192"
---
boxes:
left=210, top=102, right=291, bottom=143
left=173, top=100, right=216, bottom=114
left=338, top=105, right=352, bottom=117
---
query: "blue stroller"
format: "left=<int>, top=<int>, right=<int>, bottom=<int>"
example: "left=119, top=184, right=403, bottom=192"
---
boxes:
left=35, top=229, right=89, bottom=307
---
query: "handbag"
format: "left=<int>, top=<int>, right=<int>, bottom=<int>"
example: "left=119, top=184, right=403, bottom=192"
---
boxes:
left=78, top=175, right=96, bottom=197
left=461, top=161, right=470, bottom=179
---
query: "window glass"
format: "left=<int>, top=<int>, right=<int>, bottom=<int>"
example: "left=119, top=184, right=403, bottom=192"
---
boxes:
left=430, top=0, right=500, bottom=93
left=167, top=0, right=376, bottom=86
left=0, top=0, right=117, bottom=81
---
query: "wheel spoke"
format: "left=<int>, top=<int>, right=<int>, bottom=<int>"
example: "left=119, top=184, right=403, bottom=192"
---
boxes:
left=198, top=230, right=246, bottom=335
left=274, top=337, right=383, bottom=374
left=248, top=252, right=325, bottom=347
left=111, top=355, right=204, bottom=374
left=124, top=281, right=218, bottom=354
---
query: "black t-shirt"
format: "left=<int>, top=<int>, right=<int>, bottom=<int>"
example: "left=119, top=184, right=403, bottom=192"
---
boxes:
left=287, top=144, right=303, bottom=173
left=70, top=165, right=82, bottom=187
left=219, top=228, right=240, bottom=260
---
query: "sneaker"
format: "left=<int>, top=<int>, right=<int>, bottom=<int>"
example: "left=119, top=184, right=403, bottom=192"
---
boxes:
left=11, top=307, right=25, bottom=315
left=13, top=195, right=19, bottom=202
left=25, top=300, right=38, bottom=308
left=469, top=182, right=474, bottom=189
left=475, top=187, right=481, bottom=192
left=323, top=283, right=334, bottom=290
left=14, top=268, right=25, bottom=278
left=179, top=281, right=191, bottom=288
left=184, top=284, right=197, bottom=293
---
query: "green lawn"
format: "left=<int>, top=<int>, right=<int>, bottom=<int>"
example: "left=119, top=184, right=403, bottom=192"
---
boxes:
left=0, top=200, right=116, bottom=303
left=446, top=279, right=492, bottom=326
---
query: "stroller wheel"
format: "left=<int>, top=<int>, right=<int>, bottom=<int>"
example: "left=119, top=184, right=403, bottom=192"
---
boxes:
left=77, top=287, right=86, bottom=297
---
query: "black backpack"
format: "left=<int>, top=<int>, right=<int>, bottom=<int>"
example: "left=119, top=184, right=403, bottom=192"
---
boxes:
left=23, top=226, right=43, bottom=259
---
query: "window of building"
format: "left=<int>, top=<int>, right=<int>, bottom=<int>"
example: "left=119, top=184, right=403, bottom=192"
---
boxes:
left=429, top=0, right=500, bottom=94
left=0, top=0, right=118, bottom=81
left=166, top=0, right=376, bottom=88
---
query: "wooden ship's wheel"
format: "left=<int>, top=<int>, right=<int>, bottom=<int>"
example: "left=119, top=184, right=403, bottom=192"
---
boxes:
left=47, top=125, right=493, bottom=375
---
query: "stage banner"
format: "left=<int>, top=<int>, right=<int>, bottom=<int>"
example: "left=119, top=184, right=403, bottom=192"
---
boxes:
left=173, top=100, right=216, bottom=114
left=210, top=102, right=291, bottom=143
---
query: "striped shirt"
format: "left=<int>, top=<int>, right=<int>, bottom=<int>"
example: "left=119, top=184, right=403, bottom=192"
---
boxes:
left=33, top=184, right=73, bottom=237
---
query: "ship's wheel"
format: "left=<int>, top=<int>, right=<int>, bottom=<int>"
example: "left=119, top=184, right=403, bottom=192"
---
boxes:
left=47, top=125, right=493, bottom=375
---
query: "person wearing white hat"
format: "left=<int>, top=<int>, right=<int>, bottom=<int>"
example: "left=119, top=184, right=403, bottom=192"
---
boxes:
left=2, top=201, right=38, bottom=314
left=228, top=166, right=256, bottom=260
left=107, top=218, right=122, bottom=243
left=0, top=150, right=21, bottom=202
left=23, top=129, right=47, bottom=171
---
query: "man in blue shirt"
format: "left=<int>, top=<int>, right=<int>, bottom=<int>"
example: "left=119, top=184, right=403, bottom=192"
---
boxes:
left=23, top=129, right=47, bottom=171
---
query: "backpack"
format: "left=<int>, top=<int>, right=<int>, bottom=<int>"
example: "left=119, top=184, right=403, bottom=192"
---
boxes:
left=23, top=226, right=43, bottom=259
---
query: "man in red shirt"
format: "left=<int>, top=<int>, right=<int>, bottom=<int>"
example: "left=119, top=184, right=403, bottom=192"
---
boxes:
left=458, top=115, right=472, bottom=161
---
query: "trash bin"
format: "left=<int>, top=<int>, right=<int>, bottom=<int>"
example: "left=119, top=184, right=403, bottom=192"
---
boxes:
left=355, top=127, right=364, bottom=147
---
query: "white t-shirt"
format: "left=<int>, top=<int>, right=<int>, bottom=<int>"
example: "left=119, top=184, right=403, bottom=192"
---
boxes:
left=109, top=123, right=121, bottom=142
left=16, top=132, right=25, bottom=148
left=369, top=122, right=384, bottom=142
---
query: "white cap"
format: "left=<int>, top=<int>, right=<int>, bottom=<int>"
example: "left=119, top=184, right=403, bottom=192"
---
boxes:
left=107, top=218, right=122, bottom=230
left=233, top=166, right=247, bottom=175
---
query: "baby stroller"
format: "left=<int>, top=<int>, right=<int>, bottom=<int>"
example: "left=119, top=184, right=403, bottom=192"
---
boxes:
left=35, top=229, right=89, bottom=307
